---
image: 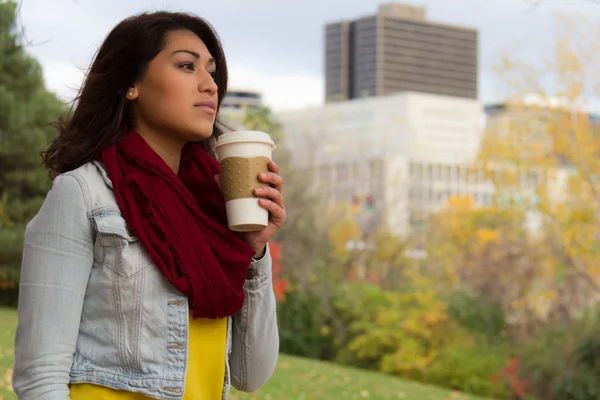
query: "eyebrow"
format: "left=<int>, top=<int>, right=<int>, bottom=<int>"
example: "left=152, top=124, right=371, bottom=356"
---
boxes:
left=171, top=50, right=215, bottom=65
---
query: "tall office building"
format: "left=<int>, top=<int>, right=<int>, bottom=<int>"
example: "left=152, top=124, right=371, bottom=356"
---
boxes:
left=325, top=3, right=478, bottom=102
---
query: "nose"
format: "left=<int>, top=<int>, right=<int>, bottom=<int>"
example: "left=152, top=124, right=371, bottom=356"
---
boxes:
left=198, top=70, right=218, bottom=95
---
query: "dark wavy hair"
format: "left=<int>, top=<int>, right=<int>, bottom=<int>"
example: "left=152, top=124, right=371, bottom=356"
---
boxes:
left=42, top=11, right=229, bottom=177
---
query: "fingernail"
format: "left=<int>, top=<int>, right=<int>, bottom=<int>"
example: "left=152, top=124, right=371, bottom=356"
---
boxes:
left=259, top=173, right=267, bottom=178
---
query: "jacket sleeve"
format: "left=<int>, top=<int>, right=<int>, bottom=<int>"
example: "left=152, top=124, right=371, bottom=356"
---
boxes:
left=229, top=245, right=279, bottom=392
left=13, top=174, right=94, bottom=400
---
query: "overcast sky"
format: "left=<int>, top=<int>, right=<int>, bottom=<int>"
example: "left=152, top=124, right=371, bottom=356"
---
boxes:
left=16, top=0, right=600, bottom=112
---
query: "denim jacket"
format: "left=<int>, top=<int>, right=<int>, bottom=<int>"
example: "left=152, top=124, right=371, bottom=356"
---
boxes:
left=13, top=160, right=279, bottom=400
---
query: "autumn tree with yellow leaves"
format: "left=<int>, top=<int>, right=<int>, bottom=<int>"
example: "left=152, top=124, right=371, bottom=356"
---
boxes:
left=326, top=201, right=412, bottom=290
left=477, top=13, right=600, bottom=322
left=425, top=195, right=556, bottom=336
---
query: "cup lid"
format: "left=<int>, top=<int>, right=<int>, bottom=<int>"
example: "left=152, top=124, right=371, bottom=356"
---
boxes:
left=215, top=130, right=276, bottom=148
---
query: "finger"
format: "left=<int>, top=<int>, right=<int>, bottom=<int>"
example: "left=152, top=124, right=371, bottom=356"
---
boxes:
left=258, top=199, right=287, bottom=226
left=254, top=186, right=284, bottom=208
left=259, top=172, right=284, bottom=192
left=214, top=174, right=222, bottom=192
left=268, top=161, right=281, bottom=175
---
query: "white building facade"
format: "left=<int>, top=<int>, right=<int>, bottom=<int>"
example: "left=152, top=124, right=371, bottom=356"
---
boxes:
left=277, top=92, right=488, bottom=236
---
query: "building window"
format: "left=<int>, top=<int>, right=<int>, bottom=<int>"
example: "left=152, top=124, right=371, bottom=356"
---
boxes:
left=426, top=163, right=433, bottom=180
left=413, top=163, right=421, bottom=179
left=336, top=164, right=348, bottom=181
left=370, top=159, right=381, bottom=177
left=363, top=161, right=371, bottom=181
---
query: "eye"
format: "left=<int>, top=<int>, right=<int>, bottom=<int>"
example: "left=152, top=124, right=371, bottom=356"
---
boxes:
left=178, top=61, right=195, bottom=71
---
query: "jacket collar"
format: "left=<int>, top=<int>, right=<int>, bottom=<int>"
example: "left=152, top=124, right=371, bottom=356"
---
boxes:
left=91, top=160, right=114, bottom=189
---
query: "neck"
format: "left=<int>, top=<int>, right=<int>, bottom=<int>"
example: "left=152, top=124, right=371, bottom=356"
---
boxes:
left=134, top=126, right=184, bottom=174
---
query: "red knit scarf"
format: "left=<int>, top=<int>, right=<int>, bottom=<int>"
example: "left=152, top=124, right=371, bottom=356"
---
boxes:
left=100, top=130, right=255, bottom=319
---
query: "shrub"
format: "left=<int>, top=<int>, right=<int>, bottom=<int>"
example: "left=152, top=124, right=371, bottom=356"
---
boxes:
left=277, top=284, right=337, bottom=361
left=447, top=290, right=506, bottom=340
left=425, top=340, right=508, bottom=398
left=552, top=368, right=600, bottom=400
left=331, top=282, right=395, bottom=369
left=552, top=325, right=600, bottom=400
left=517, top=324, right=572, bottom=399
left=518, top=305, right=600, bottom=400
left=332, top=282, right=456, bottom=379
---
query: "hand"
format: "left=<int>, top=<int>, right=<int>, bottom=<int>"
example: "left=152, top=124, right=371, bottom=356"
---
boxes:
left=215, top=161, right=287, bottom=255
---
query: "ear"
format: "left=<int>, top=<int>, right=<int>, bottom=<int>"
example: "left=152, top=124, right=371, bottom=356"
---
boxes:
left=125, top=86, right=139, bottom=100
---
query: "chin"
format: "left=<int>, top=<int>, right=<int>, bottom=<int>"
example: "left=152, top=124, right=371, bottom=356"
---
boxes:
left=187, top=125, right=215, bottom=142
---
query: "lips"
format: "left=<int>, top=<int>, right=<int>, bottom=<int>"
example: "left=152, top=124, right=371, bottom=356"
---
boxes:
left=194, top=100, right=216, bottom=115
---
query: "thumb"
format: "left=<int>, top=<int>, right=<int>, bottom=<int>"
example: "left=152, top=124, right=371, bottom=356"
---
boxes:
left=214, top=174, right=222, bottom=191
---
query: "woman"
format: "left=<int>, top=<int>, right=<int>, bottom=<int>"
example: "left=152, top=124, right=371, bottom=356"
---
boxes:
left=13, top=10, right=284, bottom=400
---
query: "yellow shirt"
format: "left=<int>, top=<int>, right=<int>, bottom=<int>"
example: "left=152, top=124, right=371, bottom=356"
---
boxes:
left=70, top=313, right=228, bottom=400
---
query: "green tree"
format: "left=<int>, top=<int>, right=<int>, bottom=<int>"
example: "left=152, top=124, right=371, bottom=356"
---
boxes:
left=0, top=0, right=66, bottom=301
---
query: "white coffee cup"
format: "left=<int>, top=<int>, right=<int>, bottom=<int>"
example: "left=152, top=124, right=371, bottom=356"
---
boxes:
left=215, top=131, right=277, bottom=232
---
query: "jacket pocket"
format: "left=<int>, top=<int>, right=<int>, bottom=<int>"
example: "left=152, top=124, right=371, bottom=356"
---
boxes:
left=93, top=210, right=150, bottom=278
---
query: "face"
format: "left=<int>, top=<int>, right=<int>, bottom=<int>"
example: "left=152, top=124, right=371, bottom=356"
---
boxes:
left=127, top=29, right=219, bottom=146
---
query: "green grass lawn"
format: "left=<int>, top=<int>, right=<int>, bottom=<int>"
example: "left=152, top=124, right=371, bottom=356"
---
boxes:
left=0, top=308, right=16, bottom=400
left=230, top=354, right=492, bottom=400
left=0, top=307, right=491, bottom=400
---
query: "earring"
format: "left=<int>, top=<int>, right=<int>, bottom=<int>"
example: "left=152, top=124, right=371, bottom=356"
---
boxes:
left=127, top=90, right=134, bottom=99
